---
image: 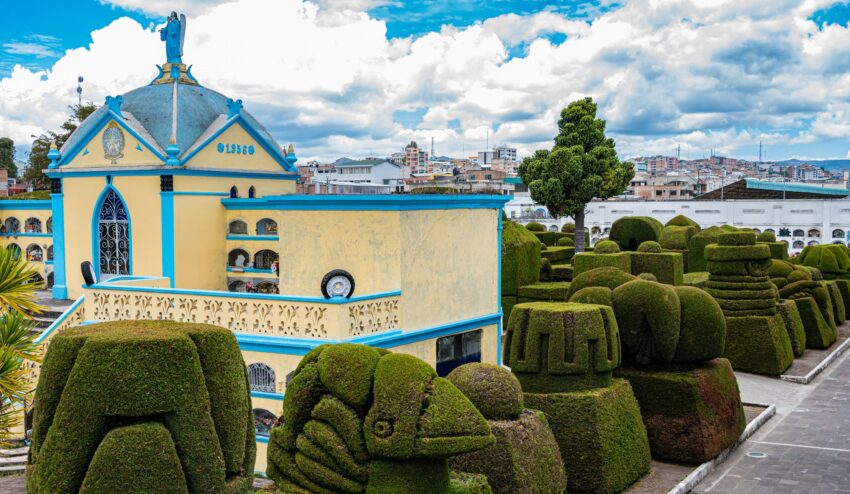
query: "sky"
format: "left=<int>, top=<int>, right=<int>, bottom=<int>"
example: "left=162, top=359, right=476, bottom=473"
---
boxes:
left=2, top=0, right=850, bottom=164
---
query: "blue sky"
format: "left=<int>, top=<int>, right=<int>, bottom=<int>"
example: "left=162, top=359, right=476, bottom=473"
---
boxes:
left=3, top=0, right=850, bottom=163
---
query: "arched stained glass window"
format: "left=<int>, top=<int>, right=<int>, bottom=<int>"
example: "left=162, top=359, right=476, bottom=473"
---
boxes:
left=98, top=190, right=130, bottom=276
left=247, top=363, right=276, bottom=393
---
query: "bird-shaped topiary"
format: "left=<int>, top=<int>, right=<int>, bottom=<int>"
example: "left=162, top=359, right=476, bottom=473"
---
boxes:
left=266, top=344, right=495, bottom=494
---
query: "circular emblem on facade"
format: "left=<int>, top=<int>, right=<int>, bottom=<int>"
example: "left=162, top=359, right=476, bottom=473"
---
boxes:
left=102, top=122, right=125, bottom=164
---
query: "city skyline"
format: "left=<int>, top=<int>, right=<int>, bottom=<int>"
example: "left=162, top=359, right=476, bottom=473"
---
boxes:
left=2, top=0, right=850, bottom=163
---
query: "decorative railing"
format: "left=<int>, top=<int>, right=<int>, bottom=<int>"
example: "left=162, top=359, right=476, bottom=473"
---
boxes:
left=83, top=279, right=401, bottom=340
left=25, top=296, right=87, bottom=391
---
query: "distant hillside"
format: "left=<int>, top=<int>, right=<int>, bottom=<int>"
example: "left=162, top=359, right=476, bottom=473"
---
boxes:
left=777, top=159, right=850, bottom=170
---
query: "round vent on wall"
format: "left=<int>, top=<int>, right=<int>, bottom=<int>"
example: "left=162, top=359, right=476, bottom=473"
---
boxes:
left=320, top=269, right=355, bottom=299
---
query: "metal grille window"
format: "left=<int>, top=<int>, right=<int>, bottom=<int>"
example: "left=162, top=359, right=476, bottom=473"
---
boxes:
left=4, top=217, right=19, bottom=233
left=98, top=190, right=130, bottom=276
left=229, top=220, right=248, bottom=234
left=255, top=250, right=279, bottom=270
left=25, top=218, right=42, bottom=233
left=248, top=363, right=276, bottom=393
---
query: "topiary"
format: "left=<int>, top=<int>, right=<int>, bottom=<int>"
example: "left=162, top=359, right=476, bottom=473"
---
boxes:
left=688, top=226, right=725, bottom=273
left=568, top=286, right=614, bottom=306
left=267, top=344, right=495, bottom=493
left=539, top=258, right=553, bottom=281
left=502, top=221, right=541, bottom=297
left=593, top=239, right=620, bottom=254
left=609, top=216, right=663, bottom=251
left=757, top=231, right=776, bottom=242
left=525, top=222, right=545, bottom=232
left=567, top=267, right=637, bottom=299
left=612, top=280, right=681, bottom=364
left=665, top=214, right=700, bottom=230
left=660, top=225, right=697, bottom=251
left=561, top=223, right=575, bottom=233
left=27, top=321, right=256, bottom=494
left=638, top=241, right=662, bottom=253
left=447, top=363, right=524, bottom=421
left=557, top=236, right=574, bottom=247
left=637, top=272, right=658, bottom=281
left=798, top=244, right=850, bottom=278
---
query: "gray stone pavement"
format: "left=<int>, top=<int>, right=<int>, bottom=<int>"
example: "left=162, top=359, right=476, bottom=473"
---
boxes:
left=696, top=351, right=850, bottom=493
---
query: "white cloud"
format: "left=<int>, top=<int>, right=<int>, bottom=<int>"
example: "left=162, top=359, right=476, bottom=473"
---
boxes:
left=3, top=0, right=850, bottom=162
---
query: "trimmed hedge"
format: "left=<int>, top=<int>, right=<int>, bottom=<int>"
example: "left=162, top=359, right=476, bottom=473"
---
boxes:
left=539, top=258, right=553, bottom=282
left=638, top=241, right=662, bottom=253
left=561, top=223, right=575, bottom=233
left=552, top=264, right=573, bottom=282
left=557, top=236, right=574, bottom=247
left=594, top=240, right=621, bottom=254
left=609, top=216, right=664, bottom=251
left=504, top=302, right=621, bottom=393
left=824, top=280, right=846, bottom=325
left=502, top=296, right=518, bottom=323
left=447, top=363, right=523, bottom=421
left=612, top=280, right=681, bottom=364
left=518, top=282, right=570, bottom=302
left=687, top=226, right=725, bottom=273
left=267, top=344, right=495, bottom=493
left=525, top=222, right=545, bottom=232
left=683, top=272, right=709, bottom=288
left=567, top=267, right=637, bottom=299
left=540, top=246, right=575, bottom=265
left=523, top=379, right=651, bottom=494
left=533, top=231, right=568, bottom=247
left=673, top=286, right=727, bottom=362
left=761, top=241, right=789, bottom=261
left=28, top=321, right=255, bottom=494
left=629, top=251, right=684, bottom=285
left=718, top=232, right=757, bottom=246
left=793, top=297, right=838, bottom=349
left=723, top=315, right=794, bottom=375
left=502, top=221, right=541, bottom=297
left=836, top=279, right=850, bottom=316
left=798, top=244, right=850, bottom=278
left=569, top=286, right=614, bottom=306
left=665, top=214, right=700, bottom=229
left=779, top=280, right=836, bottom=328
left=757, top=231, right=776, bottom=242
left=572, top=252, right=631, bottom=278
left=778, top=299, right=807, bottom=357
left=449, top=410, right=566, bottom=494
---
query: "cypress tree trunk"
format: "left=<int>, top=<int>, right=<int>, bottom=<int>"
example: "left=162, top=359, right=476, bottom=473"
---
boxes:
left=574, top=209, right=586, bottom=253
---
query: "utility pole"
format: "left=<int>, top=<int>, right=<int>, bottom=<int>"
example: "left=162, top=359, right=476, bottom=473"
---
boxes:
left=76, top=75, right=84, bottom=106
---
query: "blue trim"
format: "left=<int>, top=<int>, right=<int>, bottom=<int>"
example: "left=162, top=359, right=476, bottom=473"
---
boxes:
left=45, top=260, right=54, bottom=265
left=59, top=112, right=167, bottom=165
left=0, top=232, right=52, bottom=238
left=168, top=191, right=230, bottom=197
left=497, top=213, right=503, bottom=365
left=0, top=200, right=52, bottom=210
left=227, top=267, right=276, bottom=274
left=50, top=193, right=67, bottom=300
left=255, top=435, right=269, bottom=444
left=36, top=296, right=84, bottom=343
left=45, top=168, right=298, bottom=181
left=251, top=390, right=284, bottom=401
left=226, top=235, right=278, bottom=242
left=161, top=192, right=175, bottom=288
left=91, top=184, right=133, bottom=280
left=222, top=194, right=512, bottom=211
left=744, top=178, right=849, bottom=197
left=102, top=275, right=165, bottom=283
left=234, top=313, right=501, bottom=355
left=178, top=115, right=297, bottom=172
left=87, top=282, right=402, bottom=304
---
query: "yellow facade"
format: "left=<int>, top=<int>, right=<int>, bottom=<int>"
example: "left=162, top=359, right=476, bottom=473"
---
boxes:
left=64, top=119, right=163, bottom=168
left=0, top=206, right=54, bottom=284
left=183, top=123, right=286, bottom=173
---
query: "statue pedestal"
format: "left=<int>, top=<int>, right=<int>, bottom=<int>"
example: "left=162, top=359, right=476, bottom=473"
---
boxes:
left=151, top=63, right=198, bottom=86
left=523, top=379, right=650, bottom=494
left=615, top=358, right=745, bottom=464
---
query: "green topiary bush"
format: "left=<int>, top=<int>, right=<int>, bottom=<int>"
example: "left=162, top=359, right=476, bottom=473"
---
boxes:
left=447, top=364, right=523, bottom=421
left=638, top=272, right=658, bottom=281
left=824, top=280, right=846, bottom=325
left=593, top=240, right=621, bottom=254
left=612, top=280, right=681, bottom=364
left=660, top=225, right=697, bottom=251
left=561, top=223, right=575, bottom=233
left=798, top=244, right=850, bottom=279
left=557, top=236, right=574, bottom=247
left=665, top=214, right=700, bottom=229
left=637, top=241, right=662, bottom=253
left=757, top=231, right=776, bottom=242
left=673, top=286, right=727, bottom=362
left=683, top=272, right=709, bottom=288
left=718, top=232, right=757, bottom=246
left=267, top=344, right=495, bottom=493
left=533, top=231, right=567, bottom=247
left=502, top=221, right=541, bottom=297
left=518, top=282, right=571, bottom=302
left=572, top=252, right=631, bottom=278
left=629, top=251, right=684, bottom=285
left=28, top=321, right=256, bottom=494
left=551, top=264, right=573, bottom=282
left=723, top=315, right=794, bottom=375
left=688, top=226, right=725, bottom=273
left=568, top=286, right=614, bottom=306
left=540, top=246, right=574, bottom=265
left=778, top=300, right=806, bottom=357
left=539, top=258, right=553, bottom=282
left=525, top=222, right=545, bottom=232
left=504, top=302, right=620, bottom=393
left=609, top=216, right=664, bottom=251
left=567, top=266, right=637, bottom=299
left=793, top=297, right=838, bottom=349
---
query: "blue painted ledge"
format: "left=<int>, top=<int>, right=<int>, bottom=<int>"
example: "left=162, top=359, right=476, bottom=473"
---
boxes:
left=226, top=235, right=278, bottom=241
left=251, top=390, right=284, bottom=401
left=0, top=232, right=52, bottom=237
left=222, top=194, right=512, bottom=211
left=227, top=267, right=276, bottom=274
left=0, top=200, right=52, bottom=210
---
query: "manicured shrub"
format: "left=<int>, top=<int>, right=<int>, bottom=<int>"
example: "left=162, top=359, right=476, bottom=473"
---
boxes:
left=629, top=251, right=684, bottom=285
left=572, top=252, right=631, bottom=278
left=501, top=221, right=541, bottom=297
left=835, top=279, right=850, bottom=316
left=609, top=216, right=663, bottom=251
left=778, top=280, right=835, bottom=328
left=551, top=264, right=573, bottom=282
left=561, top=223, right=575, bottom=233
left=540, top=246, right=574, bottom=265
left=28, top=321, right=256, bottom=494
left=612, top=280, right=681, bottom=364
left=504, top=302, right=621, bottom=393
left=665, top=214, right=700, bottom=229
left=761, top=241, right=789, bottom=261
left=637, top=241, right=662, bottom=253
left=518, top=282, right=571, bottom=302
left=594, top=240, right=620, bottom=254
left=793, top=297, right=838, bottom=349
left=673, top=286, right=727, bottom=362
left=267, top=344, right=495, bottom=493
left=798, top=244, right=850, bottom=278
left=567, top=266, right=637, bottom=299
left=688, top=226, right=726, bottom=273
left=660, top=225, right=697, bottom=251
left=502, top=296, right=518, bottom=323
left=557, top=236, right=574, bottom=247
left=525, top=222, right=545, bottom=232
left=723, top=315, right=794, bottom=375
left=615, top=358, right=744, bottom=463
left=718, top=232, right=757, bottom=247
left=824, top=280, right=846, bottom=325
left=568, top=286, right=614, bottom=306
left=757, top=231, right=776, bottom=242
left=539, top=258, right=552, bottom=282
left=523, top=379, right=651, bottom=494
left=683, top=272, right=709, bottom=288
left=533, top=231, right=567, bottom=247
left=778, top=300, right=806, bottom=357
left=448, top=365, right=567, bottom=494
left=638, top=272, right=658, bottom=281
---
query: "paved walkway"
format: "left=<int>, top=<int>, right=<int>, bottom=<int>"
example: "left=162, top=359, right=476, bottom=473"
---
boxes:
left=696, top=351, right=850, bottom=494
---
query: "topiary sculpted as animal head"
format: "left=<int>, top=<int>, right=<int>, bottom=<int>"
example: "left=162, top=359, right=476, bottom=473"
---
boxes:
left=267, top=344, right=495, bottom=493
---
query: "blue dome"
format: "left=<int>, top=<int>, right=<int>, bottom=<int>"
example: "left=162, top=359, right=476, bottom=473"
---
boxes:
left=62, top=82, right=281, bottom=161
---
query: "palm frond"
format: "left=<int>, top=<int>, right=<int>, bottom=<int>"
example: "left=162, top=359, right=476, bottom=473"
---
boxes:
left=0, top=246, right=45, bottom=316
left=0, top=312, right=41, bottom=363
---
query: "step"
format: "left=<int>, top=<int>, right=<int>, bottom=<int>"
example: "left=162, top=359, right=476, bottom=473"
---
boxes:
left=0, top=455, right=26, bottom=465
left=0, top=465, right=25, bottom=473
left=0, top=447, right=27, bottom=457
